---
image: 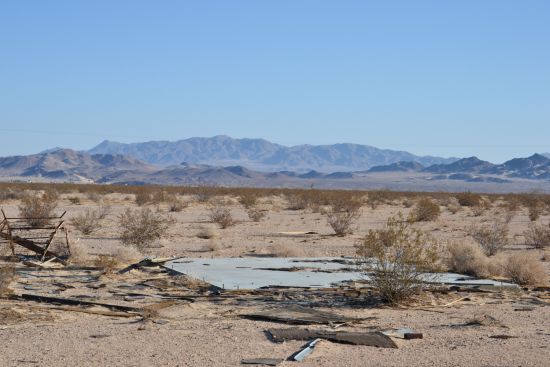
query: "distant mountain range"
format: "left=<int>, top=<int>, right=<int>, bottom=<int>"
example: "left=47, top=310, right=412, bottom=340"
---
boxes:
left=88, top=135, right=458, bottom=172
left=0, top=149, right=156, bottom=182
left=0, top=137, right=549, bottom=192
left=368, top=154, right=550, bottom=180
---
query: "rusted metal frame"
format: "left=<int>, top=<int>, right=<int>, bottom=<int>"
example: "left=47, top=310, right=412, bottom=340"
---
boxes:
left=0, top=231, right=64, bottom=263
left=2, top=211, right=67, bottom=221
left=40, top=220, right=65, bottom=262
left=0, top=211, right=16, bottom=256
left=63, top=226, right=71, bottom=255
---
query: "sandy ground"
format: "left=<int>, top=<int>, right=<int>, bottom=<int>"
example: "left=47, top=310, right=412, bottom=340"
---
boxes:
left=0, top=192, right=549, bottom=366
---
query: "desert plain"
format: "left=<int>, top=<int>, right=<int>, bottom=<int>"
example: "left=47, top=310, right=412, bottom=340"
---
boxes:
left=0, top=185, right=549, bottom=367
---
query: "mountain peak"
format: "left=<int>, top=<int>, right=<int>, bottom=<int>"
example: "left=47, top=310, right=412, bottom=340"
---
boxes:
left=86, top=136, right=457, bottom=172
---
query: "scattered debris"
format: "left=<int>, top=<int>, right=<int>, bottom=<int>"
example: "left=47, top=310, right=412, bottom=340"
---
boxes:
left=118, top=257, right=172, bottom=274
left=268, top=328, right=398, bottom=348
left=513, top=306, right=535, bottom=311
left=290, top=338, right=322, bottom=362
left=242, top=305, right=357, bottom=325
left=381, top=328, right=423, bottom=339
left=8, top=293, right=143, bottom=314
left=0, top=209, right=70, bottom=263
left=489, top=334, right=518, bottom=339
left=241, top=358, right=284, bottom=366
left=459, top=314, right=507, bottom=328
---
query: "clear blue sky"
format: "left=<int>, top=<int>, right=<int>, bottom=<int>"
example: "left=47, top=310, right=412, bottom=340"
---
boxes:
left=1, top=0, right=549, bottom=163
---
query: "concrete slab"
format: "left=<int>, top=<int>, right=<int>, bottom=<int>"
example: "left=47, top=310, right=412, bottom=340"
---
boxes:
left=164, top=257, right=518, bottom=290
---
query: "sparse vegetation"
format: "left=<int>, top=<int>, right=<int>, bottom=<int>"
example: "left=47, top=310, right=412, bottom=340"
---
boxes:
left=410, top=197, right=440, bottom=222
left=68, top=196, right=81, bottom=205
left=203, top=238, right=221, bottom=252
left=324, top=194, right=362, bottom=236
left=197, top=225, right=218, bottom=239
left=168, top=198, right=188, bottom=212
left=0, top=265, right=16, bottom=296
left=135, top=191, right=151, bottom=206
left=239, top=192, right=258, bottom=208
left=446, top=242, right=501, bottom=278
left=356, top=213, right=440, bottom=304
left=118, top=208, right=172, bottom=249
left=469, top=220, right=509, bottom=256
left=527, top=200, right=544, bottom=221
left=456, top=192, right=482, bottom=207
left=209, top=205, right=235, bottom=229
left=246, top=207, right=266, bottom=222
left=269, top=243, right=305, bottom=257
left=18, top=190, right=59, bottom=227
left=94, top=255, right=119, bottom=275
left=523, top=223, right=550, bottom=249
left=504, top=252, right=547, bottom=286
left=71, top=209, right=101, bottom=235
left=286, top=193, right=308, bottom=210
left=0, top=188, right=22, bottom=202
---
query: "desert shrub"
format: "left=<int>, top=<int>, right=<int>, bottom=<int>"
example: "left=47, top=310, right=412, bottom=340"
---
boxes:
left=202, top=238, right=220, bottom=252
left=501, top=197, right=520, bottom=216
left=113, top=246, right=143, bottom=264
left=286, top=193, right=308, bottom=210
left=68, top=196, right=81, bottom=205
left=469, top=220, right=509, bottom=256
left=86, top=192, right=102, bottom=203
left=168, top=198, right=188, bottom=212
left=239, top=192, right=258, bottom=208
left=326, top=210, right=360, bottom=236
left=118, top=208, right=172, bottom=249
left=71, top=209, right=101, bottom=235
left=150, top=190, right=170, bottom=204
left=456, top=192, right=482, bottom=207
left=209, top=205, right=235, bottom=229
left=0, top=189, right=22, bottom=201
left=18, top=191, right=58, bottom=227
left=67, top=238, right=92, bottom=265
left=325, top=195, right=361, bottom=236
left=504, top=252, right=547, bottom=286
left=0, top=266, right=16, bottom=296
left=135, top=191, right=151, bottom=206
left=194, top=185, right=215, bottom=203
left=356, top=213, right=440, bottom=304
left=197, top=225, right=218, bottom=239
left=402, top=198, right=414, bottom=208
left=94, top=255, right=119, bottom=274
left=446, top=242, right=501, bottom=278
left=447, top=203, right=461, bottom=214
left=247, top=207, right=266, bottom=222
left=527, top=201, right=544, bottom=222
left=96, top=204, right=111, bottom=219
left=410, top=198, right=440, bottom=222
left=470, top=203, right=486, bottom=217
left=523, top=223, right=550, bottom=249
left=269, top=243, right=305, bottom=257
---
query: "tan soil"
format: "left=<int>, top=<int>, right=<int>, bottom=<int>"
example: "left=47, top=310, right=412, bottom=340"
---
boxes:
left=0, top=193, right=549, bottom=366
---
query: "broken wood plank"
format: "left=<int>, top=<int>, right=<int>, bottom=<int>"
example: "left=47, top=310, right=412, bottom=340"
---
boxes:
left=40, top=306, right=138, bottom=318
left=241, top=358, right=283, bottom=366
left=268, top=328, right=398, bottom=348
left=241, top=305, right=357, bottom=325
left=381, top=328, right=423, bottom=339
left=7, top=293, right=142, bottom=313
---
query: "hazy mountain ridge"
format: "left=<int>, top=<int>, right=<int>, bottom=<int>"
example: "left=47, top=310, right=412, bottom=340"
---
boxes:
left=88, top=135, right=458, bottom=172
left=0, top=149, right=156, bottom=181
left=0, top=147, right=549, bottom=193
left=368, top=154, right=550, bottom=180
